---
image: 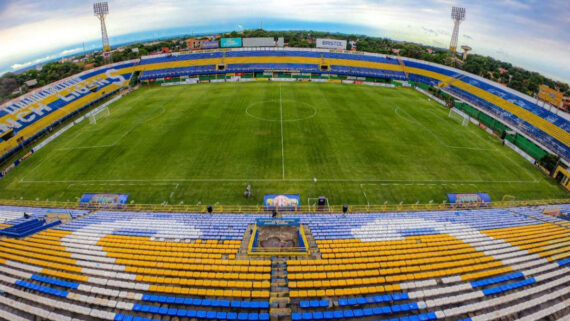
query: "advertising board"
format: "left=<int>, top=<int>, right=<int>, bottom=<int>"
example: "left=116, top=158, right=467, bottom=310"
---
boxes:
left=220, top=38, right=242, bottom=48
left=243, top=37, right=276, bottom=47
left=201, top=40, right=219, bottom=49
left=316, top=38, right=347, bottom=50
left=264, top=194, right=301, bottom=210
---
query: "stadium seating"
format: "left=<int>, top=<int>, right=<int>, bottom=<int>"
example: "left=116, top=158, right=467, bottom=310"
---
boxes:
left=2, top=48, right=568, bottom=165
left=0, top=61, right=136, bottom=162
left=0, top=205, right=568, bottom=320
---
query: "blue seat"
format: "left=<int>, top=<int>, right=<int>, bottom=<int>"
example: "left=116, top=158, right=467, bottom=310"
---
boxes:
left=319, top=300, right=328, bottom=308
left=300, top=301, right=310, bottom=308
left=149, top=306, right=159, bottom=314
left=357, top=297, right=366, bottom=305
left=333, top=311, right=343, bottom=319
left=242, top=301, right=251, bottom=308
left=343, top=310, right=354, bottom=318
left=231, top=301, right=241, bottom=308
left=207, top=311, right=217, bottom=319
left=187, top=310, right=197, bottom=318
left=227, top=312, right=238, bottom=320
left=167, top=308, right=177, bottom=316
left=323, top=311, right=334, bottom=320
left=217, top=312, right=227, bottom=320
left=166, top=297, right=175, bottom=304
left=310, top=300, right=319, bottom=308
left=197, top=310, right=207, bottom=318
left=175, top=297, right=184, bottom=304
left=158, top=307, right=168, bottom=315
left=203, top=299, right=212, bottom=306
left=249, top=313, right=259, bottom=321
left=338, top=299, right=348, bottom=306
left=292, top=313, right=302, bottom=321
left=238, top=312, right=248, bottom=321
left=313, top=312, right=323, bottom=320
left=259, top=313, right=269, bottom=321
left=302, top=312, right=312, bottom=320
left=353, top=309, right=363, bottom=317
left=114, top=314, right=124, bottom=321
left=347, top=298, right=357, bottom=305
left=177, top=309, right=187, bottom=317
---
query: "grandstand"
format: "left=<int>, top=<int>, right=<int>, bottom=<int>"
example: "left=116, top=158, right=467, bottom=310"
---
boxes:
left=0, top=34, right=569, bottom=320
left=0, top=204, right=568, bottom=320
left=1, top=48, right=568, bottom=168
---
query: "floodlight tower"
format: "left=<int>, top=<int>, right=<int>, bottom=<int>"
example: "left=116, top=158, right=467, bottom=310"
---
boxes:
left=449, top=7, right=466, bottom=54
left=93, top=2, right=111, bottom=52
left=461, top=45, right=472, bottom=60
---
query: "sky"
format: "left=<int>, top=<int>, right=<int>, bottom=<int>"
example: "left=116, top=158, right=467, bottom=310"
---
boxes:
left=0, top=0, right=569, bottom=83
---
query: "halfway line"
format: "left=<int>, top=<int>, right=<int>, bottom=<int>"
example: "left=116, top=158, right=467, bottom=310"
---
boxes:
left=280, top=84, right=285, bottom=180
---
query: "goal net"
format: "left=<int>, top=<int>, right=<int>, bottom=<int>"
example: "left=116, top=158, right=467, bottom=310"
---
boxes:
left=89, top=106, right=110, bottom=124
left=448, top=108, right=469, bottom=126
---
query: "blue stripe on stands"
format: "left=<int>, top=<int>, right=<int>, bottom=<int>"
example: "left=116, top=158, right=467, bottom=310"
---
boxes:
left=337, top=293, right=409, bottom=306
left=292, top=302, right=422, bottom=320
left=482, top=278, right=535, bottom=296
left=132, top=304, right=270, bottom=320
left=14, top=280, right=69, bottom=298
left=141, top=294, right=269, bottom=309
left=557, top=258, right=570, bottom=266
left=30, top=274, right=79, bottom=289
left=470, top=272, right=524, bottom=288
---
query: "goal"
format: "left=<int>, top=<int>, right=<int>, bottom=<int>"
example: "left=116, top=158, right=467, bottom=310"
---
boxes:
left=448, top=107, right=469, bottom=126
left=89, top=106, right=110, bottom=124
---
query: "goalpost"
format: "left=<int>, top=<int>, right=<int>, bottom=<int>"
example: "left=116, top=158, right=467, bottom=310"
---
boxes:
left=89, top=106, right=110, bottom=124
left=448, top=107, right=469, bottom=126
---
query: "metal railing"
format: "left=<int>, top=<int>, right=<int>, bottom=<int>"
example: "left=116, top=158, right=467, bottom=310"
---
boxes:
left=0, top=198, right=568, bottom=214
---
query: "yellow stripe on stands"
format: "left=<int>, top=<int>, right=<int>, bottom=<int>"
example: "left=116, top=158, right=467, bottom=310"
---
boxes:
left=405, top=66, right=570, bottom=146
left=41, top=268, right=89, bottom=282
left=0, top=68, right=134, bottom=156
left=461, top=266, right=513, bottom=281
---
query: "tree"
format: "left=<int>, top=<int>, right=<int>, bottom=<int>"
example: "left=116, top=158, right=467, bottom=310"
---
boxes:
left=539, top=154, right=560, bottom=173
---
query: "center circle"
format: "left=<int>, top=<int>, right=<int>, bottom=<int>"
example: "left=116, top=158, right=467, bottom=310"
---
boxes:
left=245, top=99, right=317, bottom=122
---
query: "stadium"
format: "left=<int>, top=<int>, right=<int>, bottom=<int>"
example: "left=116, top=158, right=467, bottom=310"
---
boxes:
left=0, top=1, right=569, bottom=321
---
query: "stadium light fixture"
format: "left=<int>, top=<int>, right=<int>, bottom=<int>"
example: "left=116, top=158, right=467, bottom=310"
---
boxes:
left=93, top=2, right=111, bottom=52
left=449, top=7, right=466, bottom=53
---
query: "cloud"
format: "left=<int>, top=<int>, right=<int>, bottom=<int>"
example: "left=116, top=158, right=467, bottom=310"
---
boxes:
left=0, top=0, right=568, bottom=82
left=11, top=55, right=56, bottom=70
left=10, top=47, right=82, bottom=70
left=60, top=47, right=82, bottom=56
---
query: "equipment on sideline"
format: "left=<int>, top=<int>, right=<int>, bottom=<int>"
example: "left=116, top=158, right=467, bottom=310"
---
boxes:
left=89, top=106, right=110, bottom=124
left=449, top=107, right=469, bottom=126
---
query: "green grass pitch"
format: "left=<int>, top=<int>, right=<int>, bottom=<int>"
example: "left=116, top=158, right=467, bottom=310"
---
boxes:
left=0, top=82, right=566, bottom=205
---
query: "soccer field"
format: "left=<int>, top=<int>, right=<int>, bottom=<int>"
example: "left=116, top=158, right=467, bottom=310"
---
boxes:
left=0, top=82, right=566, bottom=205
